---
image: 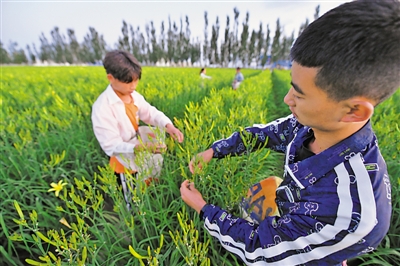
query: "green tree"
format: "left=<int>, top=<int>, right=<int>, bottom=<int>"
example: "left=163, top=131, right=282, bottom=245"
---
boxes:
left=160, top=21, right=166, bottom=56
left=8, top=41, right=28, bottom=64
left=248, top=29, right=257, bottom=67
left=295, top=4, right=320, bottom=47
left=239, top=12, right=250, bottom=66
left=181, top=16, right=192, bottom=63
left=203, top=11, right=209, bottom=65
left=130, top=25, right=140, bottom=60
left=80, top=27, right=106, bottom=63
left=149, top=21, right=161, bottom=64
left=280, top=31, right=294, bottom=61
left=261, top=24, right=271, bottom=67
left=26, top=44, right=36, bottom=63
left=166, top=17, right=176, bottom=64
left=190, top=37, right=201, bottom=65
left=175, top=18, right=185, bottom=63
left=38, top=32, right=53, bottom=62
left=118, top=20, right=131, bottom=52
left=50, top=27, right=67, bottom=63
left=13, top=49, right=28, bottom=64
left=171, top=21, right=180, bottom=63
left=145, top=23, right=152, bottom=63
left=220, top=15, right=230, bottom=67
left=232, top=7, right=240, bottom=64
left=67, top=29, right=80, bottom=64
left=0, top=41, right=11, bottom=64
left=298, top=17, right=309, bottom=37
left=256, top=23, right=264, bottom=67
left=314, top=5, right=320, bottom=20
left=271, top=18, right=282, bottom=63
left=210, top=16, right=220, bottom=65
left=137, top=30, right=148, bottom=63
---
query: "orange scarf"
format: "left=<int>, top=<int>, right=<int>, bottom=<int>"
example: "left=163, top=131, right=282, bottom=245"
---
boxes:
left=110, top=99, right=139, bottom=173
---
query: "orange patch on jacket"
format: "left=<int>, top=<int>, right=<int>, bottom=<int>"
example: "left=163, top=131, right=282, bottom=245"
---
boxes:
left=241, top=176, right=283, bottom=223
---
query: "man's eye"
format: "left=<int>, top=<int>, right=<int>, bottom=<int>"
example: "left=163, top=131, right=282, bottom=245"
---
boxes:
left=293, top=94, right=301, bottom=99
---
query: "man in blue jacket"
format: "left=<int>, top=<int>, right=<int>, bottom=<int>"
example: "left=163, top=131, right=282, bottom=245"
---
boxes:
left=180, top=1, right=399, bottom=265
left=232, top=67, right=244, bottom=90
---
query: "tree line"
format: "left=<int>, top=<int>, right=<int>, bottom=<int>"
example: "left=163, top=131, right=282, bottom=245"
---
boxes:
left=1, top=6, right=320, bottom=67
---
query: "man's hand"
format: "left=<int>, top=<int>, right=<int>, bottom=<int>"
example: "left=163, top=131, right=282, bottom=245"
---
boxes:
left=189, top=148, right=214, bottom=174
left=180, top=180, right=207, bottom=214
left=165, top=124, right=184, bottom=143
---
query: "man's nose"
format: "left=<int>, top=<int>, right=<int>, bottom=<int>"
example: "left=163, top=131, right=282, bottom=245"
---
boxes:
left=284, top=88, right=295, bottom=106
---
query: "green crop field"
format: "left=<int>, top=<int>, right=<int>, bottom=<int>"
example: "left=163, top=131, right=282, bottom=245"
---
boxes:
left=1, top=66, right=399, bottom=265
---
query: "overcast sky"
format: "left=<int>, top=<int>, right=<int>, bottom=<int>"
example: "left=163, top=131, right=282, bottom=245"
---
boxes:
left=2, top=0, right=349, bottom=51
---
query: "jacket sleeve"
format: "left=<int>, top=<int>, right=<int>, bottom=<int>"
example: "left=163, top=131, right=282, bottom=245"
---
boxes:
left=211, top=114, right=299, bottom=159
left=134, top=92, right=173, bottom=128
left=201, top=204, right=347, bottom=265
left=201, top=204, right=312, bottom=264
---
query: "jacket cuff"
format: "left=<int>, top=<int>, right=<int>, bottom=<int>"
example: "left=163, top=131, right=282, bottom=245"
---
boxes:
left=199, top=204, right=211, bottom=220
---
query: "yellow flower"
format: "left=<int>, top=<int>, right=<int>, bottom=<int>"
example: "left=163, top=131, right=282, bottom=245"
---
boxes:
left=48, top=180, right=68, bottom=197
left=59, top=217, right=71, bottom=228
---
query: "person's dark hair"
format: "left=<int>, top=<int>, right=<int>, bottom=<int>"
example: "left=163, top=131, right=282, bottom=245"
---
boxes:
left=200, top=68, right=205, bottom=74
left=103, top=50, right=142, bottom=83
left=236, top=67, right=241, bottom=71
left=291, top=0, right=400, bottom=104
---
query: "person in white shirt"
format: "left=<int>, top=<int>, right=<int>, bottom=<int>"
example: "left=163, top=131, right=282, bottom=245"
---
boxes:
left=91, top=50, right=184, bottom=210
left=200, top=68, right=212, bottom=79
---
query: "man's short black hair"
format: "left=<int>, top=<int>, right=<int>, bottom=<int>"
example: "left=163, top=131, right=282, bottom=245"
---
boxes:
left=291, top=0, right=400, bottom=104
left=103, top=50, right=142, bottom=83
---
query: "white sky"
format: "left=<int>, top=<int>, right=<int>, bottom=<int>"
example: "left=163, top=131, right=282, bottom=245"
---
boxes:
left=1, top=0, right=349, bottom=51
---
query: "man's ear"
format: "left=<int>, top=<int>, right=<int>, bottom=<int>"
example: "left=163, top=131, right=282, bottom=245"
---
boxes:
left=106, top=74, right=114, bottom=82
left=340, top=99, right=374, bottom=122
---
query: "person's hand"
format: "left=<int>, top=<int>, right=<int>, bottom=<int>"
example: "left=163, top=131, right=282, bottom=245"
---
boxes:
left=146, top=132, right=156, bottom=139
left=189, top=148, right=214, bottom=174
left=180, top=180, right=207, bottom=214
left=134, top=142, right=167, bottom=154
left=165, top=124, right=184, bottom=143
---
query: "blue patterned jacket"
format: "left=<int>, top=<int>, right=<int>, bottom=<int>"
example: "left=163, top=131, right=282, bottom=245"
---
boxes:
left=202, top=114, right=392, bottom=265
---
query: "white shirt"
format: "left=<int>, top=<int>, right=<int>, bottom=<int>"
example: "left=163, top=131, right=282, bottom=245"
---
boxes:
left=200, top=73, right=212, bottom=79
left=91, top=85, right=172, bottom=170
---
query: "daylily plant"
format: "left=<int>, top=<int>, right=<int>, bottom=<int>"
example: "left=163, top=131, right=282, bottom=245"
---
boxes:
left=48, top=180, right=68, bottom=197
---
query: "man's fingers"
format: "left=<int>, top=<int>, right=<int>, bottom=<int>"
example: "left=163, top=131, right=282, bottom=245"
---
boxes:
left=175, top=132, right=183, bottom=142
left=189, top=165, right=194, bottom=174
left=180, top=180, right=190, bottom=191
left=169, top=130, right=183, bottom=143
left=185, top=181, right=196, bottom=191
left=181, top=180, right=190, bottom=188
left=189, top=159, right=203, bottom=174
left=180, top=180, right=195, bottom=192
left=177, top=132, right=184, bottom=142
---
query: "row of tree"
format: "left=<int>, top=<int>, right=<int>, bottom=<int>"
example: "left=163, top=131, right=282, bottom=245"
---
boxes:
left=1, top=6, right=319, bottom=67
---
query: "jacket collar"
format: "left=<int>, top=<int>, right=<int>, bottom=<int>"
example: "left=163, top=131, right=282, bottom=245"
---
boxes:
left=105, top=85, right=123, bottom=105
left=285, top=121, right=374, bottom=189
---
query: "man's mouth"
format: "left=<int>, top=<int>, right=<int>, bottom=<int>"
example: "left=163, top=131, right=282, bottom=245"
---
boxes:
left=289, top=107, right=297, bottom=117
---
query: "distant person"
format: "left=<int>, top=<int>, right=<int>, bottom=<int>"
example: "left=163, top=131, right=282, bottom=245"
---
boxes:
left=200, top=68, right=212, bottom=79
left=232, top=67, right=244, bottom=90
left=181, top=1, right=399, bottom=265
left=91, top=50, right=184, bottom=210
